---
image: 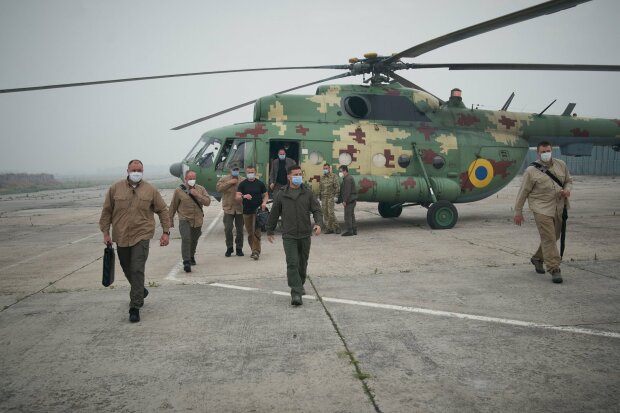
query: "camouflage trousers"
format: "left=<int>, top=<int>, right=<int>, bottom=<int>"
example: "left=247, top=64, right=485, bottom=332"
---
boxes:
left=532, top=211, right=562, bottom=271
left=320, top=196, right=339, bottom=231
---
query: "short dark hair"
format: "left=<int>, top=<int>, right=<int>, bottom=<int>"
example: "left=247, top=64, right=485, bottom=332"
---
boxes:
left=245, top=165, right=256, bottom=170
left=339, top=165, right=348, bottom=172
left=287, top=164, right=301, bottom=174
left=128, top=159, right=143, bottom=167
left=537, top=141, right=552, bottom=151
left=323, top=163, right=331, bottom=168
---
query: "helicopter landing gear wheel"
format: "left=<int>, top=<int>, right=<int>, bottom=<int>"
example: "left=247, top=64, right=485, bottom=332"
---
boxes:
left=427, top=200, right=458, bottom=229
left=378, top=202, right=403, bottom=218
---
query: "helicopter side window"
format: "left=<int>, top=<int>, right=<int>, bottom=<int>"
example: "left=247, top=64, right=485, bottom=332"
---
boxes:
left=216, top=140, right=234, bottom=170
left=343, top=96, right=370, bottom=118
left=223, top=139, right=255, bottom=170
left=342, top=94, right=431, bottom=122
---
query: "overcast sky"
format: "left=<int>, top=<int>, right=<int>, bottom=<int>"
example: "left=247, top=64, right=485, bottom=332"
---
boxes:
left=0, top=0, right=618, bottom=175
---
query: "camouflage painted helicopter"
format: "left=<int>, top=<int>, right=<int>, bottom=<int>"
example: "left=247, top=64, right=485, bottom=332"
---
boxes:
left=2, top=0, right=619, bottom=229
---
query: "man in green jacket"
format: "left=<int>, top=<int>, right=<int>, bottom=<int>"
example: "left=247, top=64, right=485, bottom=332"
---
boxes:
left=267, top=164, right=323, bottom=306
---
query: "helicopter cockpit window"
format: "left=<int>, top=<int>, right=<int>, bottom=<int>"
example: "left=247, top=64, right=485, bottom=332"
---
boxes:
left=223, top=139, right=255, bottom=170
left=185, top=137, right=223, bottom=168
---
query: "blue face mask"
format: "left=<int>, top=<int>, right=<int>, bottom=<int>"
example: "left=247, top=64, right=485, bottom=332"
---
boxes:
left=291, top=176, right=303, bottom=186
left=278, top=154, right=286, bottom=160
left=231, top=170, right=239, bottom=177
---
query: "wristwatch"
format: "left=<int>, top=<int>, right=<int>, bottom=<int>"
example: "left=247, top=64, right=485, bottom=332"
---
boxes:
left=163, top=231, right=171, bottom=235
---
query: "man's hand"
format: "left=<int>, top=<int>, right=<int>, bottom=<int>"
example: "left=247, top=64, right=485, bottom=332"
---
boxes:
left=313, top=225, right=321, bottom=236
left=243, top=194, right=252, bottom=200
left=261, top=203, right=267, bottom=211
left=160, top=233, right=170, bottom=246
left=514, top=215, right=524, bottom=226
left=190, top=188, right=198, bottom=196
left=343, top=201, right=347, bottom=207
left=269, top=183, right=274, bottom=190
left=103, top=233, right=112, bottom=246
left=268, top=234, right=274, bottom=243
left=560, top=189, right=571, bottom=198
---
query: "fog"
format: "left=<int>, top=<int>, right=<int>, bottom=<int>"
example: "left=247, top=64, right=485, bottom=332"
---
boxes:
left=1, top=0, right=618, bottom=175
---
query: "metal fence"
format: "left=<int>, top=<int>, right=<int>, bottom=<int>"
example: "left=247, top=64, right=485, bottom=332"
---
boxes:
left=520, top=146, right=620, bottom=175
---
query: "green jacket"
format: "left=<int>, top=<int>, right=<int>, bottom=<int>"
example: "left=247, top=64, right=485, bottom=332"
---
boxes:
left=266, top=184, right=324, bottom=239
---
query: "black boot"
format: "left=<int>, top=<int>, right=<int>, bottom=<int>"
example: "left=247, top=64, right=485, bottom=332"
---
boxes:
left=183, top=260, right=192, bottom=272
left=190, top=256, right=197, bottom=265
left=129, top=308, right=140, bottom=323
left=225, top=247, right=233, bottom=257
left=236, top=248, right=244, bottom=257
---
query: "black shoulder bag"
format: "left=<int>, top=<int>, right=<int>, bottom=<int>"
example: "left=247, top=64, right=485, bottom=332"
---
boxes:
left=180, top=184, right=204, bottom=215
left=530, top=162, right=569, bottom=257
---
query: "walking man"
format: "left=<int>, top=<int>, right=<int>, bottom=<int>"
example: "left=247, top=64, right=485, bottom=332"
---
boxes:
left=236, top=165, right=268, bottom=260
left=269, top=148, right=295, bottom=197
left=99, top=159, right=171, bottom=322
left=169, top=170, right=211, bottom=272
left=338, top=165, right=357, bottom=236
left=216, top=165, right=245, bottom=257
left=267, top=164, right=323, bottom=306
left=514, top=141, right=573, bottom=283
left=319, top=163, right=340, bottom=234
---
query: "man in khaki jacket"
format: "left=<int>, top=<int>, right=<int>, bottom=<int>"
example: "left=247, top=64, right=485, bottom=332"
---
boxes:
left=100, top=159, right=171, bottom=323
left=169, top=170, right=211, bottom=272
left=514, top=141, right=573, bottom=284
left=216, top=165, right=245, bottom=257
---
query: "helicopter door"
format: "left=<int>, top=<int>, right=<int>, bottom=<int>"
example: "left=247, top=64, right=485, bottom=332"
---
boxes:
left=269, top=141, right=300, bottom=164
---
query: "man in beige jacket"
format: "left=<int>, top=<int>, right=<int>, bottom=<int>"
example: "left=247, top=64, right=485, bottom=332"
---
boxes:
left=100, top=159, right=171, bottom=322
left=216, top=166, right=245, bottom=257
left=514, top=141, right=573, bottom=284
left=169, top=170, right=211, bottom=272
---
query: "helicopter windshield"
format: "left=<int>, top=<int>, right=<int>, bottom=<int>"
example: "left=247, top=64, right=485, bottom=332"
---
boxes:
left=184, top=136, right=222, bottom=168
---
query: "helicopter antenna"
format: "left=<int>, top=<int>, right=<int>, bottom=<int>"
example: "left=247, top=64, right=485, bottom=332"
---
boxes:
left=500, top=92, right=515, bottom=111
left=561, top=102, right=577, bottom=116
left=537, top=99, right=556, bottom=116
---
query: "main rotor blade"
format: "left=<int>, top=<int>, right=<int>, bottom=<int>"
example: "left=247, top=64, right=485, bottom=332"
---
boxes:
left=388, top=72, right=445, bottom=104
left=385, top=0, right=590, bottom=64
left=0, top=65, right=349, bottom=94
left=408, top=63, right=620, bottom=71
left=171, top=72, right=352, bottom=130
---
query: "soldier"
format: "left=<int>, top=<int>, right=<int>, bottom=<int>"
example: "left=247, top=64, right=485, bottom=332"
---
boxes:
left=338, top=165, right=358, bottom=236
left=216, top=165, right=245, bottom=257
left=319, top=163, right=340, bottom=234
left=99, top=159, right=170, bottom=323
left=235, top=165, right=268, bottom=260
left=514, top=141, right=573, bottom=284
left=169, top=170, right=211, bottom=272
left=269, top=148, right=295, bottom=198
left=267, top=164, right=323, bottom=306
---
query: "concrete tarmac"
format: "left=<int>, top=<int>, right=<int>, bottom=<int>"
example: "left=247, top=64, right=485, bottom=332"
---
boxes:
left=0, top=176, right=619, bottom=412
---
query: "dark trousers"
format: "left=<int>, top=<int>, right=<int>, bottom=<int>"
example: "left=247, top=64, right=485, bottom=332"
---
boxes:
left=283, top=237, right=311, bottom=295
left=117, top=239, right=150, bottom=309
left=223, top=212, right=244, bottom=249
left=344, top=201, right=357, bottom=233
left=179, top=220, right=202, bottom=261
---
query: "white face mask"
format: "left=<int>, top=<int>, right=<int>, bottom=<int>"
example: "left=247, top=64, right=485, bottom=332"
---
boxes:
left=247, top=173, right=256, bottom=180
left=128, top=172, right=143, bottom=183
left=338, top=172, right=344, bottom=178
left=540, top=152, right=552, bottom=162
left=187, top=179, right=196, bottom=187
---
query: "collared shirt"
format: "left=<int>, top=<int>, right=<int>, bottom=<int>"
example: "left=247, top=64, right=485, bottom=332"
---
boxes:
left=169, top=184, right=211, bottom=227
left=216, top=175, right=244, bottom=215
left=99, top=179, right=170, bottom=247
left=515, top=159, right=573, bottom=217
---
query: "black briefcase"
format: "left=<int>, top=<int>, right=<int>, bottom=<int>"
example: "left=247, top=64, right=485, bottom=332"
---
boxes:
left=102, top=246, right=115, bottom=287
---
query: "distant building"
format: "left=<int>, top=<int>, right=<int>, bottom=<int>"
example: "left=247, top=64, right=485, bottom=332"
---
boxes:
left=520, top=146, right=620, bottom=175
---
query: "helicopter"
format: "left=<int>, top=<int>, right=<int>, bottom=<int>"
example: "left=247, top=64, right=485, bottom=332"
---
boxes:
left=2, top=0, right=619, bottom=229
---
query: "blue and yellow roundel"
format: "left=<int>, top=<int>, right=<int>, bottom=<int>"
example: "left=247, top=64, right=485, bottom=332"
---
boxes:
left=467, top=159, right=494, bottom=188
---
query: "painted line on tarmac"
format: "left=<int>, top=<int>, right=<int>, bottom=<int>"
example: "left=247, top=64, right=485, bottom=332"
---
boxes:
left=0, top=231, right=100, bottom=273
left=165, top=210, right=223, bottom=281
left=207, top=282, right=620, bottom=340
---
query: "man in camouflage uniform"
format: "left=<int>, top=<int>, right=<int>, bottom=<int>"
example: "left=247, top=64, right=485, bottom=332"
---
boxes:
left=319, top=163, right=340, bottom=234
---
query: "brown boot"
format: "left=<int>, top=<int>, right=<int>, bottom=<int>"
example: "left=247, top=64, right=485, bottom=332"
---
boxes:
left=550, top=268, right=563, bottom=284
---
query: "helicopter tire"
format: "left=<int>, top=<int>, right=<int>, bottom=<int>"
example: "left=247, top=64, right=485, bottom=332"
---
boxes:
left=378, top=202, right=403, bottom=218
left=427, top=200, right=458, bottom=229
